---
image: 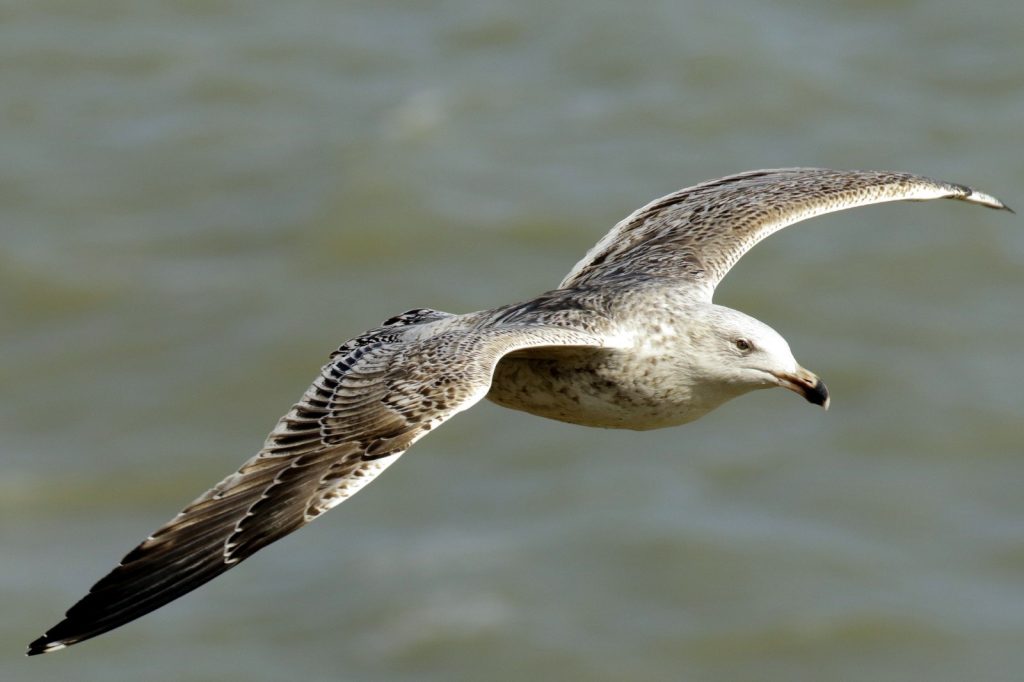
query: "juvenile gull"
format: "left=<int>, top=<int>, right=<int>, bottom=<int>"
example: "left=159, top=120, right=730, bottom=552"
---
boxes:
left=28, top=168, right=1010, bottom=654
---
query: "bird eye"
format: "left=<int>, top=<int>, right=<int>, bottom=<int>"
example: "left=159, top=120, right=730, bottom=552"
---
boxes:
left=735, top=338, right=753, bottom=352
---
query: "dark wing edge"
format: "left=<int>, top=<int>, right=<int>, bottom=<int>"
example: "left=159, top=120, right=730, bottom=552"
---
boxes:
left=560, top=168, right=1011, bottom=294
left=27, top=321, right=607, bottom=656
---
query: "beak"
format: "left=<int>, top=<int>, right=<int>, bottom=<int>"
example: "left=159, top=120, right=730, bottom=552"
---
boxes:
left=773, top=366, right=830, bottom=410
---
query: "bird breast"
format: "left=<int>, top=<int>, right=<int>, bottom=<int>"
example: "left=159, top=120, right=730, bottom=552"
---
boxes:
left=486, top=346, right=714, bottom=431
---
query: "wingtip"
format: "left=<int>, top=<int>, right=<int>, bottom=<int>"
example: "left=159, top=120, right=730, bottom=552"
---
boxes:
left=26, top=636, right=68, bottom=657
left=973, top=192, right=1014, bottom=213
left=953, top=184, right=1013, bottom=212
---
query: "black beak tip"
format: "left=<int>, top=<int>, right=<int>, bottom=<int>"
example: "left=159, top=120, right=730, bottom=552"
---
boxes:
left=805, top=378, right=830, bottom=410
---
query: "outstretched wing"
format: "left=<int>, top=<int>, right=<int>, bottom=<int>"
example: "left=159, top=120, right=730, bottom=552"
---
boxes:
left=561, top=168, right=1010, bottom=296
left=28, top=317, right=607, bottom=655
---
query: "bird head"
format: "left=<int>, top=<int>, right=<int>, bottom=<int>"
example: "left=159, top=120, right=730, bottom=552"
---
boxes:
left=692, top=305, right=830, bottom=410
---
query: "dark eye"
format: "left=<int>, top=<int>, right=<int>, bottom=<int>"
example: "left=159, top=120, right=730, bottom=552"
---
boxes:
left=735, top=338, right=753, bottom=353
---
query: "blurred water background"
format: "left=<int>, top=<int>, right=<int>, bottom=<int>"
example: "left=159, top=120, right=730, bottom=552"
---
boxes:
left=3, top=1, right=1023, bottom=680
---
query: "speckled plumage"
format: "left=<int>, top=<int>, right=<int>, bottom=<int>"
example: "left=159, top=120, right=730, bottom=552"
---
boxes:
left=28, top=168, right=1010, bottom=655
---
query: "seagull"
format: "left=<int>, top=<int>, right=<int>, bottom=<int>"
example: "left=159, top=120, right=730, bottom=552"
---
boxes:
left=28, top=168, right=1011, bottom=655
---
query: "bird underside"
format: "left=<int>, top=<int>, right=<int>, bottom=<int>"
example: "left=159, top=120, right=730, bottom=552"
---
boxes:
left=487, top=345, right=721, bottom=430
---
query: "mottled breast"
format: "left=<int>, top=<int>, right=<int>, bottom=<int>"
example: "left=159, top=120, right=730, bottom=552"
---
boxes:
left=487, top=346, right=706, bottom=431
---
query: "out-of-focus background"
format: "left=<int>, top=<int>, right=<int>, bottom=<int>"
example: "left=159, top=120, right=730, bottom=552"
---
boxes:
left=3, top=1, right=1022, bottom=680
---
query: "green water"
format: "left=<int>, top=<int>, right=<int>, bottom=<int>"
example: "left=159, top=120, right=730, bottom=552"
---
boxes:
left=3, top=1, right=1022, bottom=680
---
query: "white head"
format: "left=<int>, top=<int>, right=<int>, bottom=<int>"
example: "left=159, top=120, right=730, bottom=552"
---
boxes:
left=685, top=304, right=830, bottom=410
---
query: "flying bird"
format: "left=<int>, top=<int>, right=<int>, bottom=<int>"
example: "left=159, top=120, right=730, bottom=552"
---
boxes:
left=28, top=168, right=1011, bottom=655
